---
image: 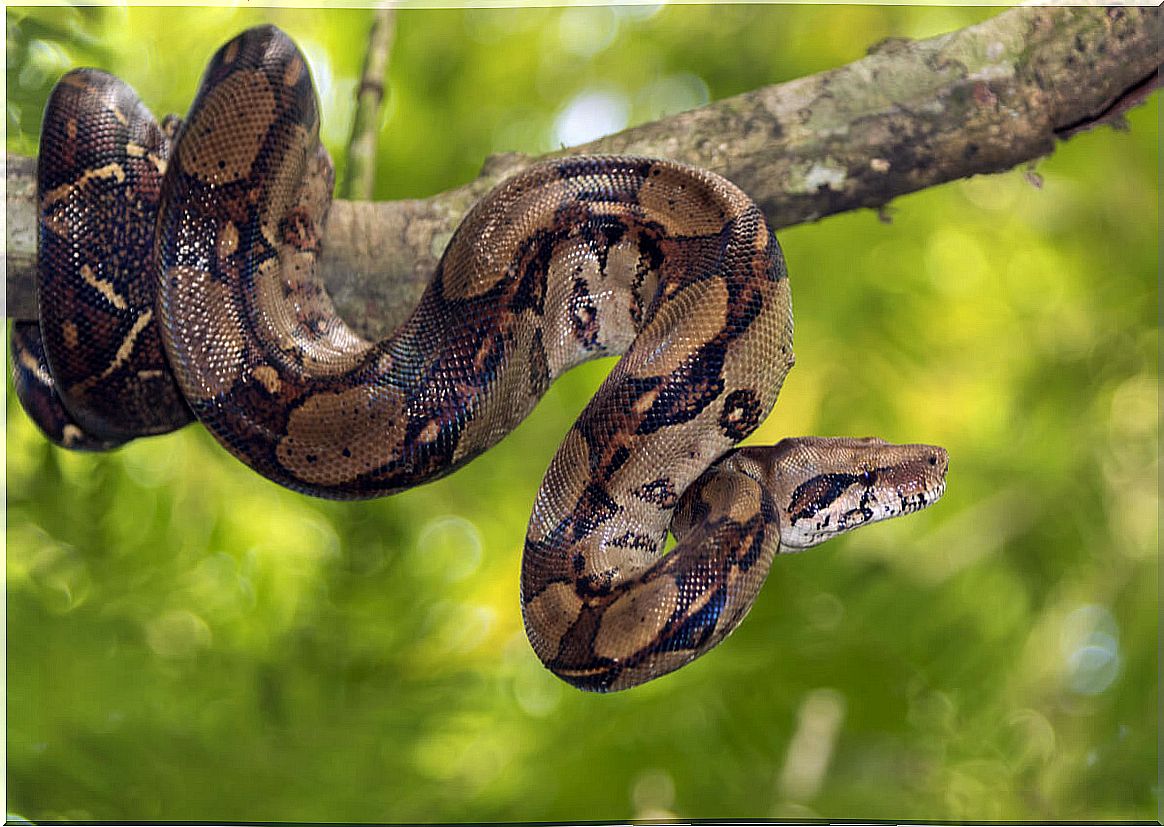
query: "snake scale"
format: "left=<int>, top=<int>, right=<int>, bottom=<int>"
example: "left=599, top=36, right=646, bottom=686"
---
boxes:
left=12, top=26, right=948, bottom=692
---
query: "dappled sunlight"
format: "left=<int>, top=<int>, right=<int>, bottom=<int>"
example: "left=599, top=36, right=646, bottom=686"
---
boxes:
left=5, top=4, right=1156, bottom=823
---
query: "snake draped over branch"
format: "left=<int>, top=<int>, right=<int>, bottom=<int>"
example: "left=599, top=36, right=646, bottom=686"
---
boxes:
left=11, top=25, right=949, bottom=692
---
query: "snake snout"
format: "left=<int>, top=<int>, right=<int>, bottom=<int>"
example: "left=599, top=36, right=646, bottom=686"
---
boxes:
left=889, top=443, right=949, bottom=500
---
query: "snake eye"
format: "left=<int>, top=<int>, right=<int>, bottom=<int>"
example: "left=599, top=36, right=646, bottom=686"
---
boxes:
left=860, top=469, right=876, bottom=485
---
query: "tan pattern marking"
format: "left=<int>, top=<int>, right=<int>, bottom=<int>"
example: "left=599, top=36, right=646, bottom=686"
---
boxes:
left=283, top=55, right=304, bottom=87
left=252, top=364, right=281, bottom=394
left=17, top=345, right=50, bottom=384
left=42, top=163, right=127, bottom=209
left=217, top=221, right=240, bottom=260
left=59, top=73, right=90, bottom=90
left=223, top=37, right=240, bottom=64
left=177, top=69, right=276, bottom=184
left=276, top=386, right=405, bottom=486
left=61, top=320, right=79, bottom=350
left=74, top=310, right=155, bottom=391
left=79, top=264, right=129, bottom=310
left=638, top=167, right=747, bottom=236
left=593, top=576, right=679, bottom=661
left=109, top=311, right=153, bottom=374
left=418, top=420, right=440, bottom=444
left=626, top=277, right=728, bottom=379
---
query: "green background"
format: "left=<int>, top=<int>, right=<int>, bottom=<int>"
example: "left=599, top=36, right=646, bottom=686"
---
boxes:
left=6, top=5, right=1157, bottom=822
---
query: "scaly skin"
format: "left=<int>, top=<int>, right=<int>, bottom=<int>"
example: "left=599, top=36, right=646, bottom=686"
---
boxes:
left=13, top=25, right=949, bottom=691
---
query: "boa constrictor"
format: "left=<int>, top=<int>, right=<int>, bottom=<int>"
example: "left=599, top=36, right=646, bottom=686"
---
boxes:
left=12, top=26, right=948, bottom=692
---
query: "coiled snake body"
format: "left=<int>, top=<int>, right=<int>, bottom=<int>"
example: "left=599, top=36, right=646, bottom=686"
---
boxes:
left=13, top=26, right=948, bottom=691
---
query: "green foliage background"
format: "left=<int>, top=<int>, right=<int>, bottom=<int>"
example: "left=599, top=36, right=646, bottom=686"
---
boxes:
left=5, top=5, right=1157, bottom=822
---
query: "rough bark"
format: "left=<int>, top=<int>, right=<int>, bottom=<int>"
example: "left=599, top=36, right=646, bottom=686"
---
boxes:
left=5, top=4, right=1160, bottom=337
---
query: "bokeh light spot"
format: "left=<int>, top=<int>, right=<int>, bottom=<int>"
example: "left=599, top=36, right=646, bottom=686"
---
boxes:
left=557, top=6, right=619, bottom=57
left=512, top=661, right=564, bottom=718
left=632, top=768, right=676, bottom=819
left=1067, top=643, right=1121, bottom=696
left=552, top=88, right=629, bottom=148
left=414, top=515, right=484, bottom=583
left=145, top=609, right=212, bottom=659
left=778, top=688, right=846, bottom=801
left=1060, top=604, right=1122, bottom=696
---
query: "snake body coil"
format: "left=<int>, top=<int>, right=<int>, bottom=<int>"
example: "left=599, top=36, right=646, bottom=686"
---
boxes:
left=13, top=26, right=948, bottom=691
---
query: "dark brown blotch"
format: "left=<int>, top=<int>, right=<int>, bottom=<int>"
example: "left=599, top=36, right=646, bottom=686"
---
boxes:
left=718, top=388, right=763, bottom=440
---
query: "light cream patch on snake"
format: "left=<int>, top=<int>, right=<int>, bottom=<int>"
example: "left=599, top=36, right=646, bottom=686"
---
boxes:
left=539, top=240, right=594, bottom=375
left=595, top=237, right=649, bottom=350
left=164, top=265, right=247, bottom=397
left=527, top=427, right=591, bottom=545
left=625, top=277, right=728, bottom=379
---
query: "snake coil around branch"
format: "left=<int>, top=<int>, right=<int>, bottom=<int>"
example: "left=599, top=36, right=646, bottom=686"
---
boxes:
left=12, top=26, right=947, bottom=691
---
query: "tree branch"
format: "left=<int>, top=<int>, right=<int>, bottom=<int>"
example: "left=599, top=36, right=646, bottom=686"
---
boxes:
left=5, top=4, right=1160, bottom=336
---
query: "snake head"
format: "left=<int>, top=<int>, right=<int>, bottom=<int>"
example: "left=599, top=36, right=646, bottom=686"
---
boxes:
left=741, top=436, right=949, bottom=550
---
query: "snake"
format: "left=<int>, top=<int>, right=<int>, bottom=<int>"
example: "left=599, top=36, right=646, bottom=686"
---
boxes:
left=11, top=25, right=948, bottom=692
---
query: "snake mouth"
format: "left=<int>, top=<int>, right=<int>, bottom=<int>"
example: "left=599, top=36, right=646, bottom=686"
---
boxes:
left=901, top=480, right=947, bottom=514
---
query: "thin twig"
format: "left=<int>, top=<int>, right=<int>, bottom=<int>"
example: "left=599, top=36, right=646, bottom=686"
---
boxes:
left=341, top=7, right=396, bottom=201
